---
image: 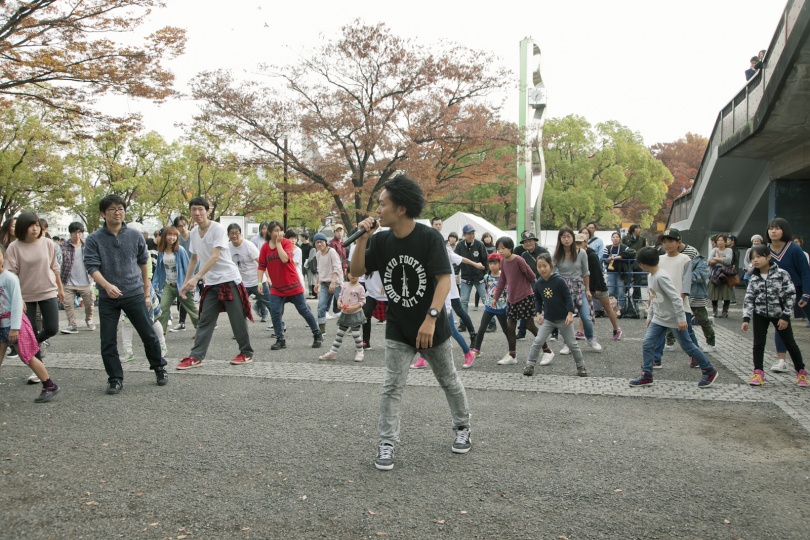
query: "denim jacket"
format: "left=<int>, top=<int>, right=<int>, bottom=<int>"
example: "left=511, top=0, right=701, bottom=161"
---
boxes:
left=152, top=246, right=190, bottom=292
left=689, top=255, right=709, bottom=298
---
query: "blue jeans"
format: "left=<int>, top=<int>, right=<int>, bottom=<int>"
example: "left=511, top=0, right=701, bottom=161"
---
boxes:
left=317, top=282, right=341, bottom=324
left=99, top=293, right=166, bottom=382
left=578, top=291, right=595, bottom=340
left=270, top=292, right=320, bottom=340
left=642, top=321, right=712, bottom=374
left=448, top=311, right=470, bottom=354
left=379, top=338, right=470, bottom=445
left=664, top=312, right=698, bottom=349
left=606, top=273, right=626, bottom=308
left=459, top=279, right=486, bottom=315
left=245, top=284, right=272, bottom=318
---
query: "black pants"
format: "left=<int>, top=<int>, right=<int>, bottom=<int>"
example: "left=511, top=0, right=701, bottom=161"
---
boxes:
left=25, top=298, right=59, bottom=344
left=99, top=294, right=166, bottom=382
left=362, top=297, right=382, bottom=345
left=752, top=313, right=804, bottom=371
left=473, top=311, right=510, bottom=352
left=451, top=297, right=475, bottom=335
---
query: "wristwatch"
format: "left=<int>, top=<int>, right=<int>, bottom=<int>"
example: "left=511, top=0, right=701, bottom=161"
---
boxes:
left=428, top=308, right=439, bottom=318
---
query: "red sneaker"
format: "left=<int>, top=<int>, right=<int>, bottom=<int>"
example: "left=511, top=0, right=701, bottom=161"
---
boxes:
left=230, top=354, right=253, bottom=365
left=176, top=357, right=202, bottom=370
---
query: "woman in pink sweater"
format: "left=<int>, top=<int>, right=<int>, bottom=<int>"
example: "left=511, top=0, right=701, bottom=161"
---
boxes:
left=492, top=236, right=539, bottom=365
left=4, top=212, right=64, bottom=382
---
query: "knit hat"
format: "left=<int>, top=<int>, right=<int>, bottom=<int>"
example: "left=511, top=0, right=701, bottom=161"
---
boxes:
left=313, top=232, right=328, bottom=243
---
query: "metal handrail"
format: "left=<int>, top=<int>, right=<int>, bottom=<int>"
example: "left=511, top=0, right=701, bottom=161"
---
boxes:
left=667, top=0, right=803, bottom=227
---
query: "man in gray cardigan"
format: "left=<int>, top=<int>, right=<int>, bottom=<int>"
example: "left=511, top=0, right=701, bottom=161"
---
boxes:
left=84, top=194, right=168, bottom=395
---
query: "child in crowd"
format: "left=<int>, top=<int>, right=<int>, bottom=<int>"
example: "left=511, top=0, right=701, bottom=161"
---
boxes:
left=742, top=245, right=807, bottom=386
left=629, top=247, right=718, bottom=388
left=319, top=272, right=366, bottom=362
left=524, top=253, right=586, bottom=377
left=492, top=237, right=544, bottom=365
left=0, top=249, right=59, bottom=402
left=470, top=253, right=514, bottom=365
left=121, top=285, right=166, bottom=362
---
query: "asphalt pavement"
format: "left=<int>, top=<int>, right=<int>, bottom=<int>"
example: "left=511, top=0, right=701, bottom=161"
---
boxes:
left=2, top=298, right=809, bottom=539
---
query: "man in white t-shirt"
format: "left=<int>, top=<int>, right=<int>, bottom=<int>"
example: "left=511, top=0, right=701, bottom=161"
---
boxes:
left=177, top=198, right=254, bottom=369
left=227, top=223, right=271, bottom=323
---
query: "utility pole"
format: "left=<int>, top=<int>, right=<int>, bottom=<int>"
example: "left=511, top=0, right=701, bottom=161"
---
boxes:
left=283, top=136, right=288, bottom=231
left=517, top=38, right=547, bottom=238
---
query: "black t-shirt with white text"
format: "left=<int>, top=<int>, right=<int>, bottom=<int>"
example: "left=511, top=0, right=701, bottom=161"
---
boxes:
left=364, top=223, right=451, bottom=348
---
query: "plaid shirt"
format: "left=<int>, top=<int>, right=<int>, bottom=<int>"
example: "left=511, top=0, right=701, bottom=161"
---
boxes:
left=199, top=282, right=254, bottom=322
left=60, top=239, right=87, bottom=283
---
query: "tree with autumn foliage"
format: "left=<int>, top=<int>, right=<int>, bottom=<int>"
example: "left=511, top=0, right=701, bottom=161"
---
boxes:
left=541, top=115, right=672, bottom=230
left=0, top=0, right=186, bottom=124
left=190, top=20, right=517, bottom=230
left=651, top=132, right=708, bottom=224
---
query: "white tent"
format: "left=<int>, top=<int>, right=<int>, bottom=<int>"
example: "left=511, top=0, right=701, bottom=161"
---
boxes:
left=439, top=212, right=516, bottom=245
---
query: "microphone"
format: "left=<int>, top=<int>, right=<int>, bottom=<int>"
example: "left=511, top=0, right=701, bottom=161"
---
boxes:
left=342, top=220, right=377, bottom=248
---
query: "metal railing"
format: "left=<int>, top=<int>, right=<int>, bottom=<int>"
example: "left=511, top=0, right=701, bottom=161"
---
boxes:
left=667, top=0, right=805, bottom=227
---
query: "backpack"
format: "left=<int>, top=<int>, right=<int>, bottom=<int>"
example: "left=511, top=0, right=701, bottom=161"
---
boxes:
left=305, top=249, right=318, bottom=274
left=621, top=292, right=641, bottom=319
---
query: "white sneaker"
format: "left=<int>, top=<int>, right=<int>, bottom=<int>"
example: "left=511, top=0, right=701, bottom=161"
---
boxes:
left=770, top=359, right=789, bottom=373
left=319, top=351, right=337, bottom=361
left=587, top=338, right=603, bottom=352
left=664, top=344, right=676, bottom=352
left=497, top=354, right=516, bottom=365
left=702, top=345, right=716, bottom=353
left=27, top=374, right=40, bottom=384
left=86, top=320, right=96, bottom=331
left=560, top=345, right=571, bottom=355
left=539, top=352, right=555, bottom=366
left=325, top=312, right=335, bottom=320
left=354, top=351, right=364, bottom=362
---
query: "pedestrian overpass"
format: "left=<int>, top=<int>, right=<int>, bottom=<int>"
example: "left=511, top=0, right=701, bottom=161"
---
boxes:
left=668, top=0, right=810, bottom=251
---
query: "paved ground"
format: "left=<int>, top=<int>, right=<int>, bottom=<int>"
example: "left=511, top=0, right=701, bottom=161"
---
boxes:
left=2, top=298, right=810, bottom=539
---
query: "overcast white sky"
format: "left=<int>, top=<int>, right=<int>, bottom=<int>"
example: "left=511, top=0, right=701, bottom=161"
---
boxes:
left=103, top=0, right=786, bottom=146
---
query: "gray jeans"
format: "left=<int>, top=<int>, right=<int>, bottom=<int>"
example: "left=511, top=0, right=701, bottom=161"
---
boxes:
left=379, top=338, right=471, bottom=446
left=527, top=319, right=585, bottom=368
left=190, top=282, right=253, bottom=361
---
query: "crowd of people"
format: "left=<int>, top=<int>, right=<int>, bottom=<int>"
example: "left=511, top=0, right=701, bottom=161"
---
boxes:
left=0, top=179, right=808, bottom=470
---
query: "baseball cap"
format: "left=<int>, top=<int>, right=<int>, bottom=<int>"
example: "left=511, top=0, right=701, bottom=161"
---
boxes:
left=487, top=252, right=502, bottom=262
left=462, top=224, right=475, bottom=234
left=659, top=228, right=681, bottom=241
left=333, top=224, right=344, bottom=231
left=574, top=233, right=587, bottom=243
left=520, top=231, right=539, bottom=243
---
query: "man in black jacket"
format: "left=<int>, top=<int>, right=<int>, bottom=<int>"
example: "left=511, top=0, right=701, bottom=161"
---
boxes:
left=455, top=224, right=489, bottom=327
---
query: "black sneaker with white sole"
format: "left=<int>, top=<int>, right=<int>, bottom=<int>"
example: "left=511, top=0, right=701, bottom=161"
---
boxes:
left=106, top=380, right=123, bottom=395
left=169, top=323, right=186, bottom=333
left=375, top=443, right=394, bottom=470
left=155, top=368, right=168, bottom=386
left=452, top=427, right=472, bottom=454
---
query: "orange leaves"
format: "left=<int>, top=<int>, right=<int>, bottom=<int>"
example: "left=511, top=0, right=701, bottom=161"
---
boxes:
left=0, top=0, right=187, bottom=122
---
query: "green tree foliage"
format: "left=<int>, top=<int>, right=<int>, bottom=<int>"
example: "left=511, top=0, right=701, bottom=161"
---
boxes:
left=0, top=103, right=69, bottom=217
left=541, top=115, right=672, bottom=230
left=190, top=20, right=517, bottom=230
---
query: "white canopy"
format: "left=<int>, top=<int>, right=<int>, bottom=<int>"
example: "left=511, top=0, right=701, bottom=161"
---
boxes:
left=439, top=212, right=516, bottom=245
